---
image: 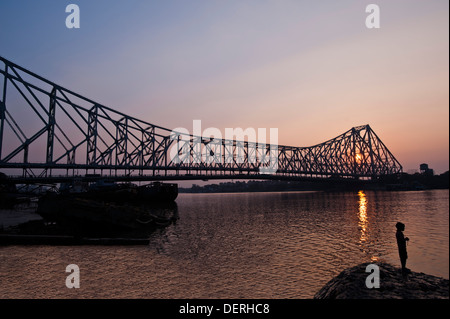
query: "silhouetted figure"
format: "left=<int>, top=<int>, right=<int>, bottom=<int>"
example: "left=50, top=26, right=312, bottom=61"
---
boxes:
left=396, top=222, right=410, bottom=274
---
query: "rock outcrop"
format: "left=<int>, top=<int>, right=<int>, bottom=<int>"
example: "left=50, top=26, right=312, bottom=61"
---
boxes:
left=314, top=262, right=449, bottom=299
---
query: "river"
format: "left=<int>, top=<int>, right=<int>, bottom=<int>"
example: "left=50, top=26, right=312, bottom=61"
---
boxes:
left=0, top=189, right=448, bottom=298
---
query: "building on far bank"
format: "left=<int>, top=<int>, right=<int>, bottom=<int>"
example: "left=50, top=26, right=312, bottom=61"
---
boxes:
left=420, top=163, right=434, bottom=176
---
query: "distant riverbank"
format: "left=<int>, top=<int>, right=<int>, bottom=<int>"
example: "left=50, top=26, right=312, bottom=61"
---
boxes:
left=179, top=172, right=449, bottom=193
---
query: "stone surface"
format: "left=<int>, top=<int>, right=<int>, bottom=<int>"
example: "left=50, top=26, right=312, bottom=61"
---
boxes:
left=314, top=262, right=449, bottom=299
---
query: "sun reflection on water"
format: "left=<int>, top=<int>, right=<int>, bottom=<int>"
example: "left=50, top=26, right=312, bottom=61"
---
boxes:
left=358, top=190, right=379, bottom=262
left=358, top=190, right=368, bottom=242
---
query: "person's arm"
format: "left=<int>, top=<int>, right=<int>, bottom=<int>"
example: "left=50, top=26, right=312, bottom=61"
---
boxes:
left=397, top=231, right=407, bottom=246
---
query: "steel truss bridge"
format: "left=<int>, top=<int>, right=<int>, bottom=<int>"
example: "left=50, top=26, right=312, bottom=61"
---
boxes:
left=0, top=56, right=402, bottom=184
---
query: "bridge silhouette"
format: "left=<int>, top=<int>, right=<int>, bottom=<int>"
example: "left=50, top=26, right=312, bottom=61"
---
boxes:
left=0, top=56, right=402, bottom=185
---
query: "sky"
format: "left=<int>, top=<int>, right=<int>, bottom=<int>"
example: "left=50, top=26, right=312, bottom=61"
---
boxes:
left=0, top=0, right=448, bottom=174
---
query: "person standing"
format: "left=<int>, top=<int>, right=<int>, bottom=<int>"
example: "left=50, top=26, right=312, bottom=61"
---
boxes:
left=396, top=222, right=410, bottom=274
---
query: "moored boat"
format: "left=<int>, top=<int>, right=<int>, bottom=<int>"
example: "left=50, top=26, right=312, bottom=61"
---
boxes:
left=60, top=181, right=178, bottom=204
left=36, top=192, right=178, bottom=232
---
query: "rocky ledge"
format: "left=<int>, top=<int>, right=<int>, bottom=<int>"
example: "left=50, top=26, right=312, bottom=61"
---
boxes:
left=314, top=262, right=449, bottom=299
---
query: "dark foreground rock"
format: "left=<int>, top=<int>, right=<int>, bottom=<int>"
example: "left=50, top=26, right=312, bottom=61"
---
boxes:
left=314, top=262, right=449, bottom=299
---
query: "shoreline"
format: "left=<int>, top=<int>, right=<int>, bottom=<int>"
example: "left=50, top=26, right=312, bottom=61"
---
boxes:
left=314, top=262, right=449, bottom=299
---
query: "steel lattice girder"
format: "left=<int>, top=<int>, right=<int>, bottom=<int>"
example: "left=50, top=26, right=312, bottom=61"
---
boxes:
left=0, top=56, right=402, bottom=180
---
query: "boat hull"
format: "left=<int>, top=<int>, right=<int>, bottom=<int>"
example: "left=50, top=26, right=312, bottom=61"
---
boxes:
left=37, top=193, right=178, bottom=233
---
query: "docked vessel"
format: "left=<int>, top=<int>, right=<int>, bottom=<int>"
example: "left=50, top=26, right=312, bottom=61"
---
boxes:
left=36, top=181, right=179, bottom=233
left=37, top=193, right=178, bottom=231
left=60, top=181, right=178, bottom=203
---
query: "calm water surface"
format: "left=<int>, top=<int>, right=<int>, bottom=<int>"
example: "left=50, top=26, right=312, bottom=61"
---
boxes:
left=0, top=189, right=448, bottom=298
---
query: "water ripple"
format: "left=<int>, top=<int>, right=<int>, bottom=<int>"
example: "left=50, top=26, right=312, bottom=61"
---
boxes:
left=1, top=190, right=448, bottom=298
